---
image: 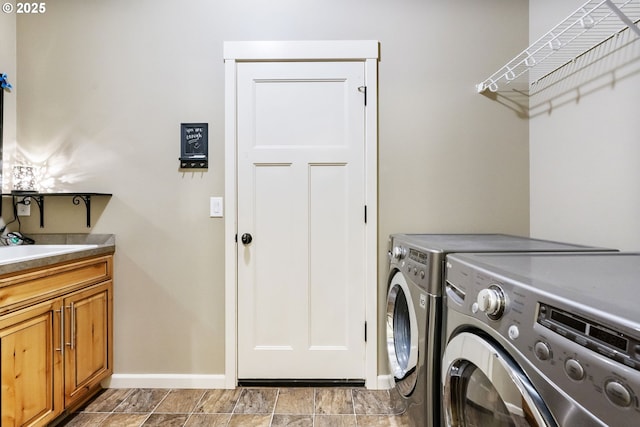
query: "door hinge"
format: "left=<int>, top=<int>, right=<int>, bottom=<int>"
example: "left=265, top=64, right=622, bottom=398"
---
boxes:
left=364, top=321, right=368, bottom=342
left=358, top=86, right=367, bottom=106
left=364, top=205, right=367, bottom=224
left=235, top=233, right=237, bottom=243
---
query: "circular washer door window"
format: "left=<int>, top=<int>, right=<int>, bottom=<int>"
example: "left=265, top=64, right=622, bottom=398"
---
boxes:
left=386, top=271, right=419, bottom=396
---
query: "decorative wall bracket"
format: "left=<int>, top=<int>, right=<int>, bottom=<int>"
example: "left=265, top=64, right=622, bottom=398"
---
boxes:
left=15, top=194, right=44, bottom=227
left=72, top=195, right=94, bottom=228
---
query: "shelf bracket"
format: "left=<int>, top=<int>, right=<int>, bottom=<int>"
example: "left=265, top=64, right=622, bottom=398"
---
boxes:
left=15, top=195, right=45, bottom=228
left=605, top=0, right=640, bottom=36
left=72, top=195, right=92, bottom=228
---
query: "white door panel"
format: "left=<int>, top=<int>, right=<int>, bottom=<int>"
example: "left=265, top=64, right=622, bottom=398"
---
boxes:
left=253, top=79, right=348, bottom=148
left=237, top=61, right=366, bottom=379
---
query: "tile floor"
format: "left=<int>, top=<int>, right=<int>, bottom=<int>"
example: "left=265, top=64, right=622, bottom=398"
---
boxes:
left=59, top=387, right=412, bottom=426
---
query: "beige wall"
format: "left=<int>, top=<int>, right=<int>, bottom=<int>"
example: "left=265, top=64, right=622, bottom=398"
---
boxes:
left=529, top=1, right=640, bottom=250
left=0, top=10, right=16, bottom=201
left=13, top=0, right=529, bottom=380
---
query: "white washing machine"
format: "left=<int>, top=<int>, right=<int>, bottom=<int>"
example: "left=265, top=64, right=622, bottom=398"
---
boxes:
left=385, top=234, right=611, bottom=427
left=442, top=252, right=640, bottom=426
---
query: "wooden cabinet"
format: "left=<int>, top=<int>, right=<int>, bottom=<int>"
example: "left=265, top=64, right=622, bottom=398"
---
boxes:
left=0, top=300, right=63, bottom=427
left=0, top=255, right=113, bottom=427
left=63, top=281, right=112, bottom=408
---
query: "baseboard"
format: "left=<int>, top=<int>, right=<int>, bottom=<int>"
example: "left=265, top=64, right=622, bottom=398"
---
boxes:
left=377, top=374, right=394, bottom=390
left=104, top=373, right=228, bottom=389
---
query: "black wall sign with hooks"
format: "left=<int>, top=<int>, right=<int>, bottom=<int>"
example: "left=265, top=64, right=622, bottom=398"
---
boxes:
left=180, top=123, right=208, bottom=169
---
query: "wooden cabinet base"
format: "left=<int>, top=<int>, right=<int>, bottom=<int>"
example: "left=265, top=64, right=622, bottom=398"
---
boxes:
left=48, top=384, right=105, bottom=427
left=0, top=255, right=113, bottom=427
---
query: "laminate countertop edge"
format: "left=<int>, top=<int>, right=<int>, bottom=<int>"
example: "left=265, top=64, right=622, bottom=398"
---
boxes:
left=0, top=234, right=116, bottom=276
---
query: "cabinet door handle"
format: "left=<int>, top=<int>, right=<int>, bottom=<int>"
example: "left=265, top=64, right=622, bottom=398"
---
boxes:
left=66, top=303, right=76, bottom=350
left=55, top=308, right=64, bottom=353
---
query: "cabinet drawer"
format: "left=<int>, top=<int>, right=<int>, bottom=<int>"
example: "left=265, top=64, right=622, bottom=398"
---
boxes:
left=0, top=256, right=112, bottom=315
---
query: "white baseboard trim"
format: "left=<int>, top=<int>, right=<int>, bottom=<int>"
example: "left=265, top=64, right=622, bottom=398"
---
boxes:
left=104, top=374, right=229, bottom=389
left=377, top=374, right=394, bottom=390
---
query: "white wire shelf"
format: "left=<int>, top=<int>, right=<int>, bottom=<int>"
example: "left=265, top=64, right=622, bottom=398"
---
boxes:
left=477, top=0, right=640, bottom=93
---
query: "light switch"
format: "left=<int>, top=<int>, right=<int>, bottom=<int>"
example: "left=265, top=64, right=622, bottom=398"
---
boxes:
left=210, top=197, right=223, bottom=217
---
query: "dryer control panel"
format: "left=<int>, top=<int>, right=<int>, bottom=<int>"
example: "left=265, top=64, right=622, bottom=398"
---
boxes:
left=537, top=303, right=640, bottom=373
left=388, top=236, right=442, bottom=295
left=445, top=255, right=640, bottom=426
left=535, top=302, right=640, bottom=409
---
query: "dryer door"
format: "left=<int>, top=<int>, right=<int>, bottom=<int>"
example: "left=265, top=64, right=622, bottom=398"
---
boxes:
left=386, top=271, right=419, bottom=397
left=442, top=332, right=556, bottom=427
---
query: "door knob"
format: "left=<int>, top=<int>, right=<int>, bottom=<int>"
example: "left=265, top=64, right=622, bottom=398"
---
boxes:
left=241, top=233, right=253, bottom=245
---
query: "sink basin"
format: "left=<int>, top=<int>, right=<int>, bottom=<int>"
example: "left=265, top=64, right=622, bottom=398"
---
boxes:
left=0, top=244, right=99, bottom=265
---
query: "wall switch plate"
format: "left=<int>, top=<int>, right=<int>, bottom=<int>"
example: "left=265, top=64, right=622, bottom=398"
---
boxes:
left=210, top=197, right=223, bottom=217
left=17, top=198, right=31, bottom=216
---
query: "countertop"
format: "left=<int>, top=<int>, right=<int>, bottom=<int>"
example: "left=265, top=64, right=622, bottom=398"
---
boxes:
left=0, top=234, right=115, bottom=276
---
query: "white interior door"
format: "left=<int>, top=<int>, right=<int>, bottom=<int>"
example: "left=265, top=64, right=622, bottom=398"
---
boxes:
left=236, top=61, right=366, bottom=379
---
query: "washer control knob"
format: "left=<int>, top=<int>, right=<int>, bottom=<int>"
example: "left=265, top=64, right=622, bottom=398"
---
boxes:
left=476, top=285, right=506, bottom=319
left=534, top=341, right=552, bottom=361
left=392, top=246, right=406, bottom=260
left=564, top=358, right=585, bottom=381
left=508, top=325, right=520, bottom=340
left=471, top=302, right=479, bottom=314
left=605, top=380, right=633, bottom=407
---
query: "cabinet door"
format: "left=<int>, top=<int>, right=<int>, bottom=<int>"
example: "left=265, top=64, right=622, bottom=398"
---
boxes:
left=63, top=281, right=112, bottom=407
left=0, top=300, right=63, bottom=427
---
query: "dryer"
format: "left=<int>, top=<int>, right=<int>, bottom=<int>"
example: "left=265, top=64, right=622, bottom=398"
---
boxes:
left=442, top=252, right=640, bottom=426
left=385, top=234, right=611, bottom=427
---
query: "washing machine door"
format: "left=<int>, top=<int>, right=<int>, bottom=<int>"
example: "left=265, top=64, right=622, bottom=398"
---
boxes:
left=386, top=271, right=419, bottom=397
left=442, top=332, right=556, bottom=427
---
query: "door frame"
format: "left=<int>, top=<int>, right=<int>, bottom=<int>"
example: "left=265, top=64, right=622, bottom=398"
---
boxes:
left=223, top=40, right=379, bottom=389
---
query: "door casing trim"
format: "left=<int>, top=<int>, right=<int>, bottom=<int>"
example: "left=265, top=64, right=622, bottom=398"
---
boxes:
left=224, top=40, right=379, bottom=389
